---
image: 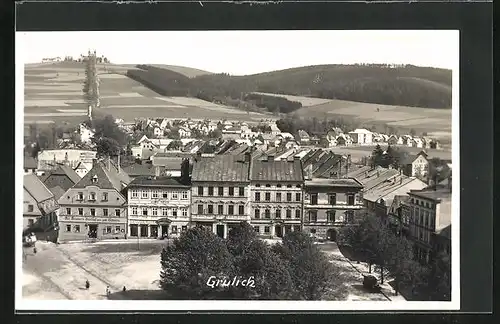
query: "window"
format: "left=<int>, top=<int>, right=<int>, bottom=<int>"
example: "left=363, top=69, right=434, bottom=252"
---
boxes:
left=152, top=190, right=159, bottom=199
left=228, top=187, right=234, bottom=196
left=163, top=191, right=168, bottom=199
left=346, top=211, right=354, bottom=223
left=102, top=192, right=108, bottom=201
left=296, top=184, right=301, bottom=188
left=294, top=225, right=301, bottom=232
left=286, top=193, right=292, bottom=202
left=208, top=186, right=214, bottom=196
left=28, top=219, right=34, bottom=226
left=286, top=209, right=292, bottom=219
left=411, top=198, right=414, bottom=204
left=310, top=228, right=317, bottom=234
left=277, top=184, right=282, bottom=188
left=309, top=211, right=317, bottom=222
left=115, top=226, right=121, bottom=233
left=115, top=209, right=121, bottom=217
left=276, top=193, right=282, bottom=202
left=255, top=192, right=261, bottom=201
left=218, top=186, right=224, bottom=196
left=141, top=190, right=149, bottom=199
left=78, top=208, right=83, bottom=216
left=265, top=184, right=271, bottom=188
left=181, top=191, right=188, bottom=200
left=254, top=226, right=260, bottom=233
left=295, top=209, right=301, bottom=219
left=254, top=209, right=260, bottom=219
left=295, top=193, right=301, bottom=202
left=131, top=207, right=136, bottom=216
left=182, top=208, right=188, bottom=217
left=142, top=208, right=148, bottom=216
left=103, top=208, right=109, bottom=216
left=77, top=192, right=84, bottom=200
left=256, top=184, right=261, bottom=188
left=66, top=208, right=71, bottom=215
left=27, top=204, right=34, bottom=212
left=171, top=192, right=179, bottom=200
left=152, top=207, right=158, bottom=216
left=207, top=204, right=214, bottom=214
left=90, top=208, right=96, bottom=216
left=310, top=193, right=318, bottom=205
left=424, top=211, right=429, bottom=227
left=66, top=225, right=71, bottom=232
left=327, top=210, right=336, bottom=222
left=264, top=226, right=270, bottom=234
left=276, top=209, right=281, bottom=219
left=347, top=194, right=355, bottom=205
left=198, top=186, right=204, bottom=196
left=74, top=225, right=80, bottom=233
left=239, top=187, right=245, bottom=196
left=172, top=209, right=178, bottom=217
left=239, top=205, right=244, bottom=215
left=171, top=226, right=178, bottom=233
left=106, top=226, right=112, bottom=234
left=198, top=204, right=203, bottom=214
left=162, top=208, right=168, bottom=216
left=328, top=194, right=337, bottom=205
left=218, top=204, right=224, bottom=215
left=228, top=205, right=234, bottom=215
left=264, top=209, right=270, bottom=218
left=265, top=192, right=271, bottom=201
left=287, top=184, right=292, bottom=188
left=182, top=226, right=187, bottom=232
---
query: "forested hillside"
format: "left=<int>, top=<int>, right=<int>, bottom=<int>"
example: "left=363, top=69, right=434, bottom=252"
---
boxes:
left=126, top=64, right=452, bottom=111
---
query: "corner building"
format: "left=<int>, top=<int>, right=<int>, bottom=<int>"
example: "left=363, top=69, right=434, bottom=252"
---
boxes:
left=191, top=155, right=251, bottom=238
left=250, top=155, right=304, bottom=238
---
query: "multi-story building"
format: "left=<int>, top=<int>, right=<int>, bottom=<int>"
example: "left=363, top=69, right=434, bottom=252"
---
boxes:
left=57, top=159, right=131, bottom=241
left=303, top=177, right=364, bottom=241
left=191, top=154, right=251, bottom=238
left=250, top=155, right=304, bottom=238
left=126, top=172, right=191, bottom=239
left=406, top=187, right=452, bottom=263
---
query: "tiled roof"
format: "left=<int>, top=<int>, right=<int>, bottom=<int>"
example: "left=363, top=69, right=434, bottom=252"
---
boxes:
left=128, top=176, right=190, bottom=188
left=49, top=185, right=66, bottom=201
left=24, top=156, right=37, bottom=169
left=24, top=174, right=54, bottom=202
left=55, top=165, right=81, bottom=184
left=408, top=187, right=452, bottom=202
left=192, top=155, right=250, bottom=183
left=73, top=160, right=131, bottom=191
left=250, top=158, right=303, bottom=182
left=305, top=178, right=363, bottom=188
left=121, top=163, right=155, bottom=177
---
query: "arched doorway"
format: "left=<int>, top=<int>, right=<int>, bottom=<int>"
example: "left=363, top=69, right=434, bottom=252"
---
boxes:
left=326, top=228, right=337, bottom=242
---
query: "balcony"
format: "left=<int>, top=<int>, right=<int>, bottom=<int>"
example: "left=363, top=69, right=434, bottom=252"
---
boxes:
left=304, top=200, right=363, bottom=209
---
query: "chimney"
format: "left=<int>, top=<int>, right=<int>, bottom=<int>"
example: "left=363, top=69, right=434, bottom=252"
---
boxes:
left=117, top=154, right=121, bottom=173
left=400, top=177, right=402, bottom=185
left=92, top=159, right=98, bottom=168
left=244, top=152, right=251, bottom=163
left=267, top=155, right=274, bottom=162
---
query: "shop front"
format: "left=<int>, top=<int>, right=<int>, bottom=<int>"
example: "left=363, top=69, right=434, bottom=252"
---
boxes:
left=58, top=215, right=127, bottom=242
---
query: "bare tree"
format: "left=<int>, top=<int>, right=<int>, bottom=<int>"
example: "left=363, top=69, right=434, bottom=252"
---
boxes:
left=83, top=50, right=101, bottom=113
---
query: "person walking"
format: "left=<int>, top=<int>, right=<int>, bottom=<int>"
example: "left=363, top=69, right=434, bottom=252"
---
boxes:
left=122, top=286, right=126, bottom=292
left=85, top=279, right=90, bottom=290
left=106, top=286, right=110, bottom=296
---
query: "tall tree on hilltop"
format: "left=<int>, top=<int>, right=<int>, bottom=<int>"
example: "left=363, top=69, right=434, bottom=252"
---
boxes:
left=83, top=50, right=100, bottom=115
left=371, top=144, right=384, bottom=168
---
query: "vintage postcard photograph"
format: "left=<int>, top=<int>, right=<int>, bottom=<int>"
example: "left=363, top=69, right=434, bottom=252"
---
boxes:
left=15, top=30, right=459, bottom=311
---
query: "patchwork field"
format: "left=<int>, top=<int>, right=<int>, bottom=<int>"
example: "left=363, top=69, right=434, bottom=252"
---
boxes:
left=291, top=97, right=452, bottom=140
left=23, top=62, right=271, bottom=125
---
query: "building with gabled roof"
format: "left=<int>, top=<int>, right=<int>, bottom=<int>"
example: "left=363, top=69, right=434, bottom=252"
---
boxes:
left=39, top=164, right=81, bottom=191
left=249, top=155, right=304, bottom=238
left=57, top=159, right=131, bottom=242
left=24, top=156, right=37, bottom=174
left=23, top=174, right=59, bottom=232
left=191, top=154, right=251, bottom=238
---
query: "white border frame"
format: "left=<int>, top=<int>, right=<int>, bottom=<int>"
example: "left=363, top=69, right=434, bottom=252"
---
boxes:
left=15, top=30, right=460, bottom=311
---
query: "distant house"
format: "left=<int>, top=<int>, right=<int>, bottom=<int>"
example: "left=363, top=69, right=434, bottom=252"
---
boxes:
left=269, top=124, right=281, bottom=136
left=348, top=129, right=373, bottom=145
left=297, top=130, right=310, bottom=144
left=74, top=162, right=90, bottom=178
left=37, top=149, right=97, bottom=175
left=178, top=127, right=192, bottom=138
left=79, top=124, right=95, bottom=144
left=153, top=127, right=163, bottom=138
left=279, top=132, right=295, bottom=140
left=413, top=137, right=425, bottom=148
left=387, top=135, right=399, bottom=145
left=336, top=134, right=353, bottom=146
left=400, top=151, right=430, bottom=179
left=24, top=156, right=37, bottom=174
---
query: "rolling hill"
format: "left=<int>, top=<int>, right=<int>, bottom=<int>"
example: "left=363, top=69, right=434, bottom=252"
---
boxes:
left=129, top=64, right=452, bottom=110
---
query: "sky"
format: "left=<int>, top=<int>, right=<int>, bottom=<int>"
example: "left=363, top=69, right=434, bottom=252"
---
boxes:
left=16, top=30, right=458, bottom=75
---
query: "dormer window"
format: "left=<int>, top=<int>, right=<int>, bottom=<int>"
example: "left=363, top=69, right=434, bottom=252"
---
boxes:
left=91, top=175, right=98, bottom=184
left=77, top=192, right=84, bottom=201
